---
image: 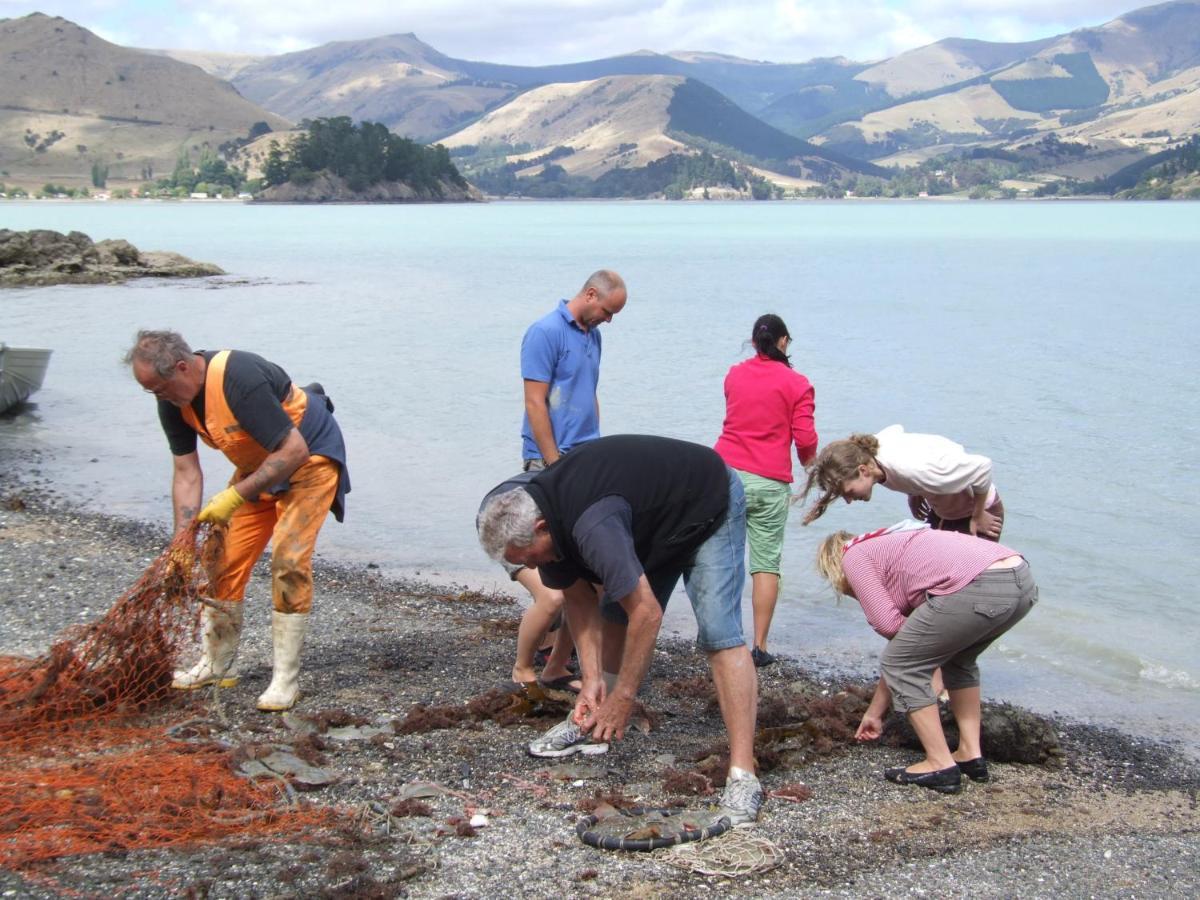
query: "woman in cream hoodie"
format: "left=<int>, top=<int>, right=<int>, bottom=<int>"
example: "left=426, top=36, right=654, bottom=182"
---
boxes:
left=800, top=425, right=1004, bottom=540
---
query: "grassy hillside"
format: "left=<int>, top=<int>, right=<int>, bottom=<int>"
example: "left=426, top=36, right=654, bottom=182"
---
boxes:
left=0, top=13, right=288, bottom=187
left=666, top=79, right=885, bottom=175
left=231, top=34, right=511, bottom=142
left=991, top=53, right=1111, bottom=111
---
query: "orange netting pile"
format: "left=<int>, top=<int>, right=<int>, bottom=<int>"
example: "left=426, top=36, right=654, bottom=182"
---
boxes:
left=0, top=522, right=337, bottom=869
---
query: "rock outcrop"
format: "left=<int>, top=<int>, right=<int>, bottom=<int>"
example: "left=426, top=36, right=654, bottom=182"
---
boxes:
left=255, top=172, right=482, bottom=203
left=0, top=230, right=224, bottom=287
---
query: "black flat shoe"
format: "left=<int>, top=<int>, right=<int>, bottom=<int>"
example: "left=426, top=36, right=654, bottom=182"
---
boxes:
left=955, top=756, right=990, bottom=782
left=884, top=764, right=963, bottom=794
left=751, top=646, right=777, bottom=668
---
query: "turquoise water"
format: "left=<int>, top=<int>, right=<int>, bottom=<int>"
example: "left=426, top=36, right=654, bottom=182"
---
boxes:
left=2, top=199, right=1198, bottom=750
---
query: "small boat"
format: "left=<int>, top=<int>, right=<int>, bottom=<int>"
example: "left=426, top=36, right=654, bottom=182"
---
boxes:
left=0, top=344, right=52, bottom=413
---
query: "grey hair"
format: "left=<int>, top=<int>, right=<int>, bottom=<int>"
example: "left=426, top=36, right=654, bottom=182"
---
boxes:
left=477, top=488, right=542, bottom=560
left=123, top=329, right=192, bottom=377
left=581, top=269, right=624, bottom=298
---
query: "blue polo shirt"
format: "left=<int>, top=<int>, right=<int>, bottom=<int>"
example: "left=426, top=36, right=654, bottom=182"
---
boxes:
left=520, top=299, right=603, bottom=460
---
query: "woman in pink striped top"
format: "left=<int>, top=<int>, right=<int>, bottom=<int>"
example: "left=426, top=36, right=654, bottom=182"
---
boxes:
left=816, top=525, right=1038, bottom=794
left=714, top=314, right=817, bottom=668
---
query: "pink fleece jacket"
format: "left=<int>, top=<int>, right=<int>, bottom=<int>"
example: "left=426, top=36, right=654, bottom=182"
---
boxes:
left=714, top=354, right=817, bottom=483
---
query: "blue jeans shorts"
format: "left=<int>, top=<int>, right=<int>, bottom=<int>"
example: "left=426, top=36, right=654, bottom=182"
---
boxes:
left=610, top=468, right=747, bottom=651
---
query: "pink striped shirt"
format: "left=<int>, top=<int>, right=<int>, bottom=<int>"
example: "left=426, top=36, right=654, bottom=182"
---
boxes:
left=841, top=529, right=1019, bottom=638
left=714, top=354, right=817, bottom=483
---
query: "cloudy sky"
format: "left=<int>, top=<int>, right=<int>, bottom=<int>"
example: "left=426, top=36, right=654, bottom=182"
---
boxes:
left=1, top=0, right=1144, bottom=62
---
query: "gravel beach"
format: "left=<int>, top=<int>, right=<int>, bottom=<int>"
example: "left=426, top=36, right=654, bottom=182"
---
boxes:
left=0, top=452, right=1197, bottom=899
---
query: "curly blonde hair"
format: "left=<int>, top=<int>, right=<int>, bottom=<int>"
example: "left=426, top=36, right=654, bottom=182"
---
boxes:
left=799, top=434, right=880, bottom=525
left=815, top=531, right=855, bottom=596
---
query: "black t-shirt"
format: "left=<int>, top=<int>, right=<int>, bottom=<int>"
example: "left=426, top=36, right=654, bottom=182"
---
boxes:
left=527, top=435, right=730, bottom=606
left=539, top=495, right=645, bottom=606
left=158, top=350, right=296, bottom=456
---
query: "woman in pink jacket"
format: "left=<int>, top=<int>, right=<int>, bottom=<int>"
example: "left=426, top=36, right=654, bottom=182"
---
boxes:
left=816, top=524, right=1037, bottom=794
left=715, top=314, right=817, bottom=667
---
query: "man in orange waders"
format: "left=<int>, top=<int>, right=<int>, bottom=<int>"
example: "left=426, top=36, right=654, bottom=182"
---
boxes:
left=126, top=329, right=349, bottom=711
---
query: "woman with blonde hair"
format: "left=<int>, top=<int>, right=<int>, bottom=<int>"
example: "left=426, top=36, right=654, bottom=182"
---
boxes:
left=816, top=522, right=1037, bottom=793
left=714, top=313, right=817, bottom=667
left=800, top=425, right=1004, bottom=540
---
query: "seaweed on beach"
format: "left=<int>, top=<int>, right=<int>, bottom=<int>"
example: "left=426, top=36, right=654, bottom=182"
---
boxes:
left=885, top=701, right=1064, bottom=765
left=664, top=676, right=716, bottom=700
left=394, top=686, right=575, bottom=734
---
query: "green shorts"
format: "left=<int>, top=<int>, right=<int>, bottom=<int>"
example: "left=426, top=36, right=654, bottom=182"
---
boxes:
left=736, top=469, right=791, bottom=576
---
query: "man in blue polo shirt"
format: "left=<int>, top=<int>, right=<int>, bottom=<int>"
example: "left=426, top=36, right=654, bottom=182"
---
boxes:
left=507, top=270, right=628, bottom=690
left=521, top=269, right=627, bottom=468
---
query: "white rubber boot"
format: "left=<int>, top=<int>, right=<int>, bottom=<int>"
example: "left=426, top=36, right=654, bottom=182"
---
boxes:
left=256, top=611, right=309, bottom=711
left=172, top=599, right=243, bottom=690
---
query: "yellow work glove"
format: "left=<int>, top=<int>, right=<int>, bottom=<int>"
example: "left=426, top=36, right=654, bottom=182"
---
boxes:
left=197, top=487, right=246, bottom=524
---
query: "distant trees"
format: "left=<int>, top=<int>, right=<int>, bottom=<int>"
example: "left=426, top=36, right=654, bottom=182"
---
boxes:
left=90, top=160, right=108, bottom=189
left=461, top=148, right=777, bottom=199
left=148, top=146, right=246, bottom=196
left=261, top=117, right=467, bottom=194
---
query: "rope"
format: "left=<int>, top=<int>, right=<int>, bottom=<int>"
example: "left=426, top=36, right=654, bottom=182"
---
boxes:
left=576, top=806, right=731, bottom=851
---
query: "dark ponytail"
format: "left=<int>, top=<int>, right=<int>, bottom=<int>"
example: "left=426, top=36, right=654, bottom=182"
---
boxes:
left=751, top=313, right=791, bottom=367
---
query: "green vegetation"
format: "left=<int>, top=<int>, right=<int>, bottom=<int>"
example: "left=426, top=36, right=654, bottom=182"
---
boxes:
left=822, top=135, right=1089, bottom=199
left=666, top=79, right=883, bottom=176
left=24, top=129, right=65, bottom=153
left=457, top=147, right=777, bottom=199
left=90, top=160, right=109, bottom=189
left=830, top=154, right=1020, bottom=199
left=262, top=117, right=466, bottom=194
left=592, top=152, right=776, bottom=199
left=136, top=146, right=246, bottom=198
left=990, top=53, right=1110, bottom=112
left=217, top=120, right=273, bottom=158
left=1076, top=135, right=1200, bottom=199
left=37, top=182, right=88, bottom=198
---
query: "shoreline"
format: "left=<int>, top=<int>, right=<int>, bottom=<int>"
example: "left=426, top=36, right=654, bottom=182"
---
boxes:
left=1, top=464, right=1197, bottom=896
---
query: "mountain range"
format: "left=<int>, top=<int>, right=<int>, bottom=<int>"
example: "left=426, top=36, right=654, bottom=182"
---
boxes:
left=1, top=2, right=1197, bottom=194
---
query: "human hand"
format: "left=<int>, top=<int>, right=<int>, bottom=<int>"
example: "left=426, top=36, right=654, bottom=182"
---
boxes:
left=572, top=678, right=606, bottom=726
left=855, top=712, right=884, bottom=742
left=970, top=509, right=1001, bottom=539
left=197, top=487, right=246, bottom=524
left=584, top=692, right=635, bottom=742
left=908, top=495, right=930, bottom=521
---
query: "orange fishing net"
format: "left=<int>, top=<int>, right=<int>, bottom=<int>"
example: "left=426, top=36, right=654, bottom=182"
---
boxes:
left=0, top=522, right=336, bottom=869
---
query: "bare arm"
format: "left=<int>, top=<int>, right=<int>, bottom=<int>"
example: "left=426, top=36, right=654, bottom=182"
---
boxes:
left=856, top=676, right=892, bottom=741
left=523, top=379, right=559, bottom=464
left=171, top=451, right=203, bottom=533
left=584, top=576, right=663, bottom=742
left=562, top=578, right=603, bottom=686
left=231, top=427, right=310, bottom=502
left=562, top=578, right=605, bottom=727
left=969, top=491, right=1001, bottom=538
left=792, top=384, right=818, bottom=467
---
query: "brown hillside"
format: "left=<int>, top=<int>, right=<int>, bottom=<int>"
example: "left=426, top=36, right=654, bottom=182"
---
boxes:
left=440, top=76, right=689, bottom=179
left=1037, top=0, right=1200, bottom=99
left=231, top=33, right=510, bottom=141
left=0, top=13, right=289, bottom=186
left=821, top=1, right=1200, bottom=164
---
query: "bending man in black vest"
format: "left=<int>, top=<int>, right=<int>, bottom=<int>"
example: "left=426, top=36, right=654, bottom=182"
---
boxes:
left=477, top=434, right=763, bottom=826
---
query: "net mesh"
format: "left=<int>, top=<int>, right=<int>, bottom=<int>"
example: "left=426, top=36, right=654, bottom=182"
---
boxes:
left=659, top=830, right=787, bottom=877
left=0, top=522, right=336, bottom=869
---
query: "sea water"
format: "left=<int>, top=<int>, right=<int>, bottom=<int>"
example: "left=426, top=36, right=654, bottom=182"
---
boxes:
left=1, top=199, right=1197, bottom=751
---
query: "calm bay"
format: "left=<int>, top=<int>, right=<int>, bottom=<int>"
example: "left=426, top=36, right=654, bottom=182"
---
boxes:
left=2, top=198, right=1197, bottom=751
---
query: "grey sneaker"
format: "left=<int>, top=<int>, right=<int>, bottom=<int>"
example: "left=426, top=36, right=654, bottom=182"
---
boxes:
left=717, top=772, right=764, bottom=826
left=527, top=715, right=609, bottom=758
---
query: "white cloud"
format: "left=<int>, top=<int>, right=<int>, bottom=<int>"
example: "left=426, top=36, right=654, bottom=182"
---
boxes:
left=1, top=0, right=1149, bottom=61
